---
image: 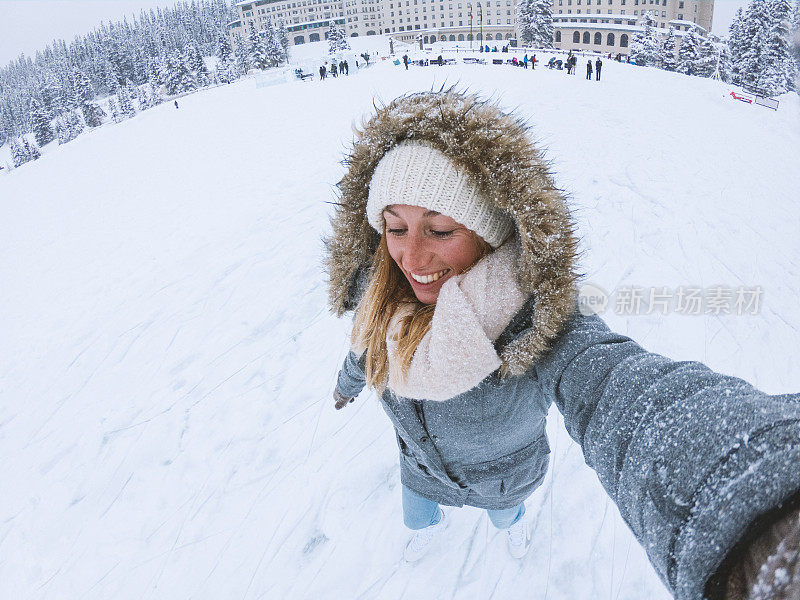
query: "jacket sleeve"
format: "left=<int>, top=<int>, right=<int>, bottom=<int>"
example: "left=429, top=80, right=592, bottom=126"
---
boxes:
left=533, top=309, right=800, bottom=600
left=336, top=350, right=368, bottom=398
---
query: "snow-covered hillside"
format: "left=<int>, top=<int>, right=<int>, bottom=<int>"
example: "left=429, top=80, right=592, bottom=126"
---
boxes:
left=1, top=39, right=799, bottom=599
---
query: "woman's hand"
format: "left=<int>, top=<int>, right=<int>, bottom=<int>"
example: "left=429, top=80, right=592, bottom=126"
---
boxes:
left=333, top=388, right=354, bottom=410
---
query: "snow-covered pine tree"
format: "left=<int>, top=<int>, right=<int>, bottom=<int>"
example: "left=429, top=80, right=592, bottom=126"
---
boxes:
left=29, top=98, right=54, bottom=146
left=533, top=0, right=554, bottom=48
left=103, top=60, right=122, bottom=95
left=68, top=110, right=84, bottom=139
left=738, top=0, right=770, bottom=92
left=711, top=39, right=733, bottom=81
left=148, top=81, right=164, bottom=106
left=41, top=73, right=66, bottom=118
left=758, top=0, right=796, bottom=94
left=677, top=26, right=701, bottom=74
left=728, top=7, right=747, bottom=84
left=276, top=19, right=290, bottom=59
left=163, top=53, right=197, bottom=95
left=55, top=116, right=69, bottom=144
left=215, top=33, right=237, bottom=83
left=630, top=11, right=661, bottom=66
left=55, top=110, right=84, bottom=144
left=136, top=85, right=150, bottom=111
left=515, top=0, right=537, bottom=46
left=327, top=23, right=350, bottom=54
left=107, top=96, right=120, bottom=123
left=661, top=26, right=678, bottom=70
left=264, top=21, right=287, bottom=67
left=217, top=32, right=234, bottom=65
left=235, top=35, right=251, bottom=76
left=183, top=43, right=211, bottom=86
left=73, top=68, right=105, bottom=127
left=10, top=138, right=30, bottom=167
left=147, top=58, right=162, bottom=87
left=248, top=31, right=271, bottom=70
left=695, top=34, right=718, bottom=77
left=117, top=83, right=136, bottom=119
left=23, top=137, right=41, bottom=161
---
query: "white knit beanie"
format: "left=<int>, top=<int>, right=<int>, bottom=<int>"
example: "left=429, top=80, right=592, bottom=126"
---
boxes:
left=366, top=141, right=514, bottom=248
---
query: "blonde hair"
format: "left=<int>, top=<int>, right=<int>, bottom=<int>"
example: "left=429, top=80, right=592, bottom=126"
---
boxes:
left=351, top=228, right=491, bottom=391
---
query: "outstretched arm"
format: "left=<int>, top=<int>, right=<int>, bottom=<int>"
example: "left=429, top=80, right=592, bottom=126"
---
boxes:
left=534, top=310, right=800, bottom=600
left=334, top=350, right=367, bottom=407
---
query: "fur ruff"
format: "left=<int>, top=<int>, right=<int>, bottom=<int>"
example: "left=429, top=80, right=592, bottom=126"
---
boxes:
left=324, top=89, right=580, bottom=376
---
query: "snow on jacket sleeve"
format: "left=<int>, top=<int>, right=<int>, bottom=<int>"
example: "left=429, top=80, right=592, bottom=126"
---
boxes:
left=534, top=309, right=800, bottom=600
left=336, top=350, right=367, bottom=399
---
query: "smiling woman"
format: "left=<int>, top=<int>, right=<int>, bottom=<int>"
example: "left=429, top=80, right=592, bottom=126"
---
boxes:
left=324, top=90, right=800, bottom=599
left=382, top=205, right=490, bottom=304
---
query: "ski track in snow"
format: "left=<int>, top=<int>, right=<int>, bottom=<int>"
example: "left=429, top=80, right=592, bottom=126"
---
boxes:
left=1, top=36, right=799, bottom=599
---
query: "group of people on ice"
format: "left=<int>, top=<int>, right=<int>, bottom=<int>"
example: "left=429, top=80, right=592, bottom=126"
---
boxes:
left=546, top=52, right=602, bottom=80
left=319, top=59, right=351, bottom=80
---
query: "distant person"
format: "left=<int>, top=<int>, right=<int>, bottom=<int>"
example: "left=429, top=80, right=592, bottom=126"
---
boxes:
left=531, top=54, right=536, bottom=70
left=595, top=58, right=602, bottom=81
left=319, top=65, right=326, bottom=79
left=403, top=54, right=409, bottom=70
left=343, top=60, right=349, bottom=75
left=586, top=59, right=593, bottom=80
left=174, top=100, right=179, bottom=109
left=437, top=55, right=443, bottom=66
left=331, top=62, right=338, bottom=77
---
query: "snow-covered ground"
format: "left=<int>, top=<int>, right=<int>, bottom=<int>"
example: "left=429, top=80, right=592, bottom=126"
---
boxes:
left=1, top=38, right=799, bottom=599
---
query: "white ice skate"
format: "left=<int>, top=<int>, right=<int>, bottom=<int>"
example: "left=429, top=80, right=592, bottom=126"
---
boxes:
left=403, top=509, right=446, bottom=563
left=506, top=514, right=530, bottom=559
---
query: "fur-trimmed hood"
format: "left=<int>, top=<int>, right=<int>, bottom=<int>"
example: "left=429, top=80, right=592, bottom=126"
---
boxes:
left=324, top=89, right=579, bottom=376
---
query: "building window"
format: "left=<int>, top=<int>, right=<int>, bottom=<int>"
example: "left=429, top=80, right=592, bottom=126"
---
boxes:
left=607, top=32, right=614, bottom=44
left=594, top=31, right=601, bottom=43
left=583, top=31, right=590, bottom=43
left=573, top=31, right=580, bottom=42
left=678, top=0, right=683, bottom=6
left=677, top=12, right=682, bottom=19
left=620, top=33, right=628, bottom=46
left=556, top=30, right=562, bottom=41
left=661, top=10, right=665, bottom=16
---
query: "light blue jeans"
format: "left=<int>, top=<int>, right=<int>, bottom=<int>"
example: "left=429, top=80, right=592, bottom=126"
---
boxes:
left=402, top=484, right=525, bottom=530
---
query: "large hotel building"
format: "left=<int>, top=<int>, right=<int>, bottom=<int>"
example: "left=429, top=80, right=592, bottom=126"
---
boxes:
left=229, top=0, right=713, bottom=56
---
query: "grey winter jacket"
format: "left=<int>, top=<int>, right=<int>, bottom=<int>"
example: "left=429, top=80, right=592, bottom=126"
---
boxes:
left=336, top=299, right=800, bottom=600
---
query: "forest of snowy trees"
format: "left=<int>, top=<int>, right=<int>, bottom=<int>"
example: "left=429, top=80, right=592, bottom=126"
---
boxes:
left=0, top=0, right=289, bottom=166
left=630, top=0, right=798, bottom=92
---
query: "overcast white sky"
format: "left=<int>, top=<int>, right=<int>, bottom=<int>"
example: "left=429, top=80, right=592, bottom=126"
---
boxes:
left=0, top=0, right=749, bottom=68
